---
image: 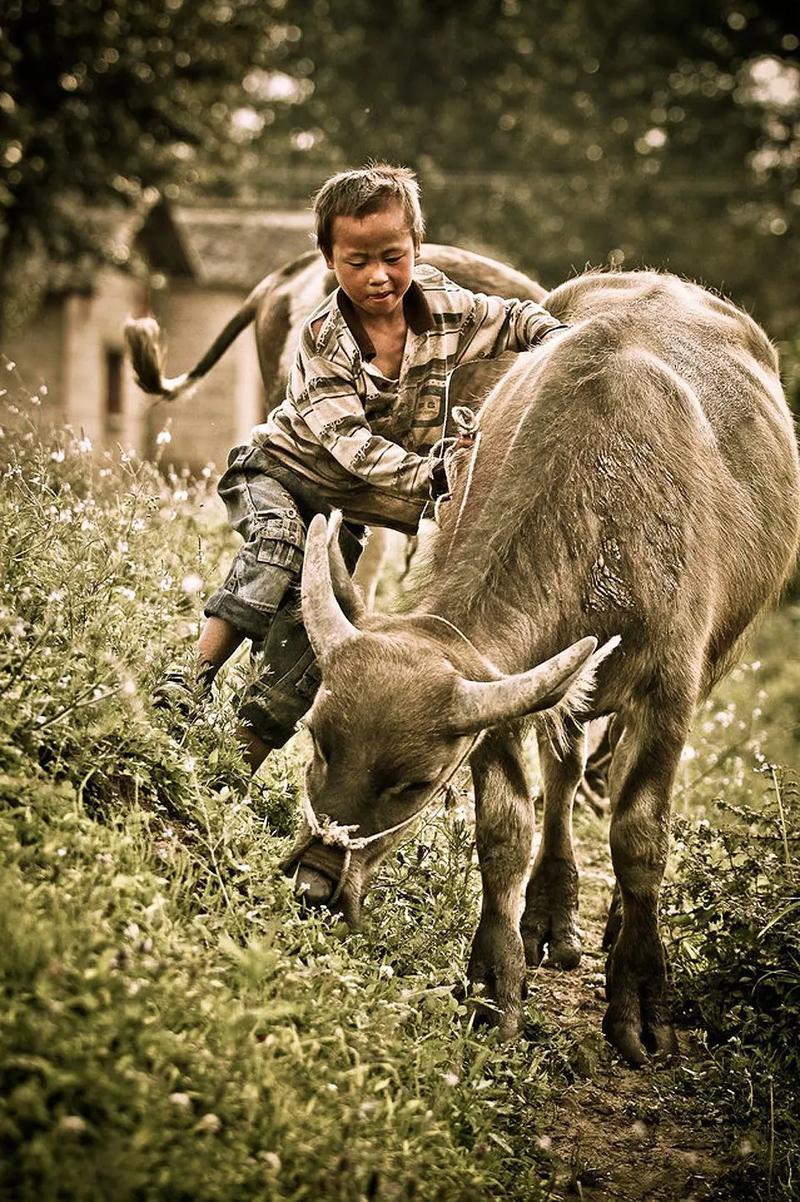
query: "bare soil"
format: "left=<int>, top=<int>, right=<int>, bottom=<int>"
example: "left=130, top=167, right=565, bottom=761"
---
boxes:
left=532, top=823, right=731, bottom=1202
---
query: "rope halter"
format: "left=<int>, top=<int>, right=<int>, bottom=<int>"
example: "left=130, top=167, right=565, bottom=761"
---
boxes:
left=286, top=733, right=481, bottom=908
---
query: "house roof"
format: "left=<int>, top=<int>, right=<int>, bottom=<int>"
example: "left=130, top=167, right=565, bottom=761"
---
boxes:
left=44, top=200, right=317, bottom=297
left=142, top=203, right=316, bottom=290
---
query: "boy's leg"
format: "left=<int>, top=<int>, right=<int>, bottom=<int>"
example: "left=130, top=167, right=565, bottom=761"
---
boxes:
left=203, top=447, right=307, bottom=646
left=196, top=616, right=245, bottom=679
left=237, top=517, right=364, bottom=765
left=156, top=447, right=305, bottom=716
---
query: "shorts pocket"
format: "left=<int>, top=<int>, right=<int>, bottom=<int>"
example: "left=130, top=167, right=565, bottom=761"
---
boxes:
left=256, top=511, right=306, bottom=573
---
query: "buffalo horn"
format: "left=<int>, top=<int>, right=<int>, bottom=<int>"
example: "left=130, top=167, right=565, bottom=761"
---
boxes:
left=325, top=510, right=367, bottom=623
left=451, top=636, right=599, bottom=733
left=301, top=513, right=360, bottom=660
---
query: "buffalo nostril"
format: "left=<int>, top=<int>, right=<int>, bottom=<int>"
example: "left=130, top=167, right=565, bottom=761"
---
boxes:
left=295, top=866, right=334, bottom=906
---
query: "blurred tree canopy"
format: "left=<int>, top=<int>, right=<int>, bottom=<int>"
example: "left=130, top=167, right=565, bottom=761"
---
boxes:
left=0, top=0, right=283, bottom=331
left=2, top=0, right=798, bottom=337
left=230, top=0, right=799, bottom=337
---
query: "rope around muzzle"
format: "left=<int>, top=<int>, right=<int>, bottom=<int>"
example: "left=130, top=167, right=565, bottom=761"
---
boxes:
left=283, top=735, right=482, bottom=907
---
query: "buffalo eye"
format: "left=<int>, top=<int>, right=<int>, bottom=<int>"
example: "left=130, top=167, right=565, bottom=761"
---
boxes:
left=397, top=778, right=437, bottom=797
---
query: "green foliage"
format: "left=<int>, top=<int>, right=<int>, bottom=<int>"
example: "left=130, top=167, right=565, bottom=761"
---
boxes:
left=2, top=1, right=798, bottom=340
left=663, top=771, right=800, bottom=1198
left=0, top=0, right=290, bottom=330
left=233, top=0, right=799, bottom=336
left=0, top=386, right=562, bottom=1201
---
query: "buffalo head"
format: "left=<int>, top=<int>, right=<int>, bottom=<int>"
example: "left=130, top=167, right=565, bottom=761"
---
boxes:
left=284, top=513, right=600, bottom=927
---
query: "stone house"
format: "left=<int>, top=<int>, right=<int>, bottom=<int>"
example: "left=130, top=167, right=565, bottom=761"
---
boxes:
left=5, top=201, right=316, bottom=471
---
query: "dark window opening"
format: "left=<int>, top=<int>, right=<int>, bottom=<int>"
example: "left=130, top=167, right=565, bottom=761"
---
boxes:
left=105, top=347, right=123, bottom=434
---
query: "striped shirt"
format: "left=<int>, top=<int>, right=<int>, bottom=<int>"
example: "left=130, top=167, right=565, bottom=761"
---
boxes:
left=251, top=263, right=563, bottom=532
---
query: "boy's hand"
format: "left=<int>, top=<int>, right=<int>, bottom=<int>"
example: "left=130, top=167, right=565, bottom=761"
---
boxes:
left=428, top=437, right=456, bottom=501
left=427, top=431, right=477, bottom=502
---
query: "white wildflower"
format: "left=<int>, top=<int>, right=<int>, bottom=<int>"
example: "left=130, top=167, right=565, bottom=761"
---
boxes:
left=197, top=1113, right=221, bottom=1134
left=156, top=429, right=172, bottom=445
left=181, top=573, right=203, bottom=594
left=78, top=436, right=92, bottom=453
left=50, top=449, right=65, bottom=463
left=169, top=1092, right=192, bottom=1108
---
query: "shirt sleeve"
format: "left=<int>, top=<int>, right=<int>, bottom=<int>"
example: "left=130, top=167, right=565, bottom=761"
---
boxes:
left=289, top=353, right=431, bottom=500
left=454, top=290, right=565, bottom=365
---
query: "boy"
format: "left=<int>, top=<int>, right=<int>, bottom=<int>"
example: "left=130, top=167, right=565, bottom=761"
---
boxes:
left=157, top=164, right=567, bottom=769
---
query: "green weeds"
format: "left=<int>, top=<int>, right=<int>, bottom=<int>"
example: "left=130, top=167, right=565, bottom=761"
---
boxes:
left=2, top=376, right=799, bottom=1200
left=0, top=381, right=558, bottom=1200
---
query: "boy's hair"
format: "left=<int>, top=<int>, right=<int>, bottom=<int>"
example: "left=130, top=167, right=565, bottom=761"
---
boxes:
left=313, top=163, right=425, bottom=259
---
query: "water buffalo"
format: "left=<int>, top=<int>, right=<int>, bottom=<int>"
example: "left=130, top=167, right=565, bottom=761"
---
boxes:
left=125, top=243, right=545, bottom=600
left=289, top=270, right=800, bottom=1065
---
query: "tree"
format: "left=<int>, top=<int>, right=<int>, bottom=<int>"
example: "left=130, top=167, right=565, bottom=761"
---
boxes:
left=228, top=0, right=799, bottom=336
left=0, top=0, right=285, bottom=332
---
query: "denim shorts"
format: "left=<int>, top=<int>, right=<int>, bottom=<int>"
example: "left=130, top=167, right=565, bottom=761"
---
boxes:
left=205, top=444, right=363, bottom=748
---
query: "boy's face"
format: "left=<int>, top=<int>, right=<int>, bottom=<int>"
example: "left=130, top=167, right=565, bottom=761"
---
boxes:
left=326, top=201, right=417, bottom=322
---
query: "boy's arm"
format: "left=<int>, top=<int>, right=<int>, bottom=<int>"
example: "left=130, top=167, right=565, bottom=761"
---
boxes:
left=454, top=291, right=568, bottom=366
left=292, top=355, right=431, bottom=500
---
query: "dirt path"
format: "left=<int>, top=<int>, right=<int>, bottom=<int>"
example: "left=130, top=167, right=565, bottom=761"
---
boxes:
left=533, top=823, right=726, bottom=1202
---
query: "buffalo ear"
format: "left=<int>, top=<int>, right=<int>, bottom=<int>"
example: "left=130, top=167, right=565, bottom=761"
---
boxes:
left=449, top=637, right=600, bottom=734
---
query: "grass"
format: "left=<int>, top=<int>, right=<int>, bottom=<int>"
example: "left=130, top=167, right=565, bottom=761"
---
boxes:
left=0, top=377, right=563, bottom=1200
left=1, top=370, right=799, bottom=1200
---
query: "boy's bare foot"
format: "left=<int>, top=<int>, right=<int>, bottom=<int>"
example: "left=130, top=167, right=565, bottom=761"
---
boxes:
left=152, top=664, right=214, bottom=718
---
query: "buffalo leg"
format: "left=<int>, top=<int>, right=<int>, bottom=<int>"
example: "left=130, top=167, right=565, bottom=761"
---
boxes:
left=603, top=696, right=690, bottom=1066
left=468, top=728, right=534, bottom=1039
left=521, top=726, right=586, bottom=969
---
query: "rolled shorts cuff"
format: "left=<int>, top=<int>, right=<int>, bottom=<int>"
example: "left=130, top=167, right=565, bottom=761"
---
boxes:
left=204, top=588, right=276, bottom=643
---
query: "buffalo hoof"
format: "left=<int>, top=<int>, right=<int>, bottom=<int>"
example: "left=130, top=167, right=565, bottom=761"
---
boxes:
left=465, top=991, right=523, bottom=1041
left=522, top=857, right=581, bottom=969
left=604, top=935, right=679, bottom=1067
left=521, top=917, right=581, bottom=970
left=467, top=918, right=527, bottom=1040
left=603, top=1009, right=679, bottom=1068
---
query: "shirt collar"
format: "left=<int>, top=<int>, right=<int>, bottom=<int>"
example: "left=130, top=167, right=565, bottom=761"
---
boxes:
left=336, top=279, right=434, bottom=361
